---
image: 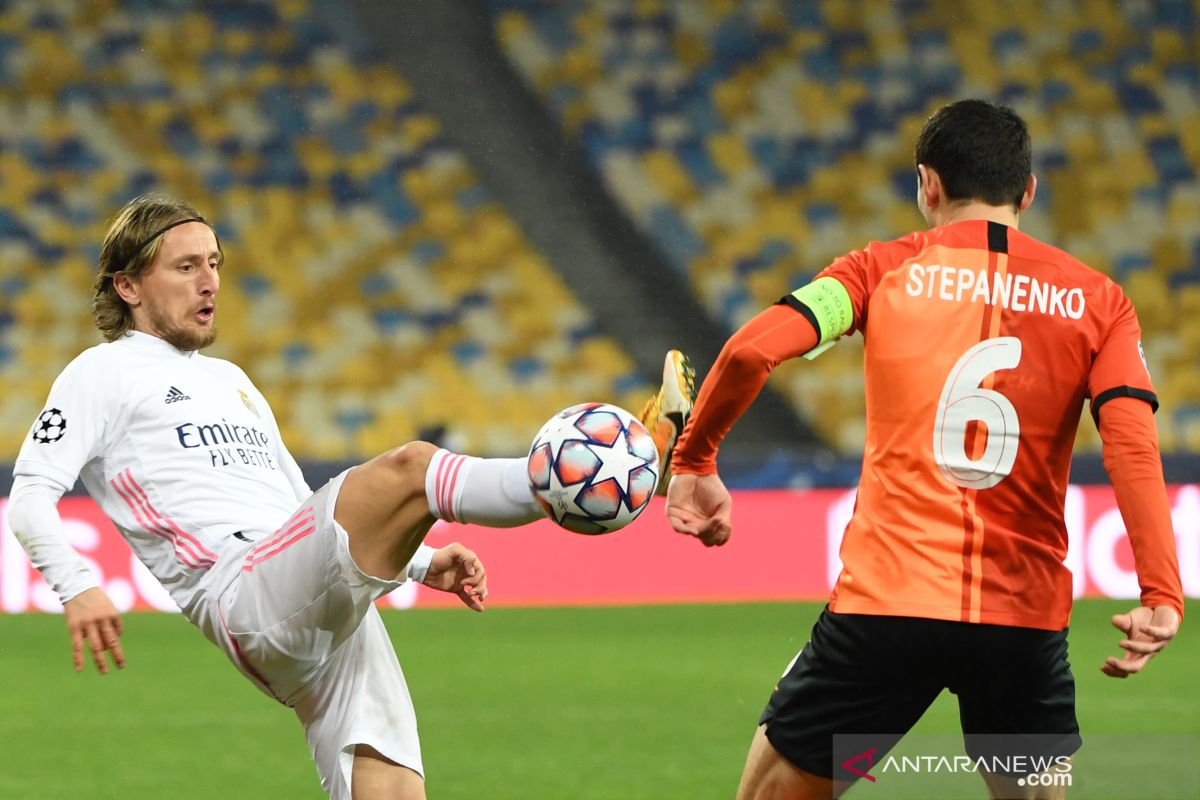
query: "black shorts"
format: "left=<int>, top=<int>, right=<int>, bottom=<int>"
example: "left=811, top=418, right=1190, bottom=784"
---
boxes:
left=759, top=608, right=1081, bottom=780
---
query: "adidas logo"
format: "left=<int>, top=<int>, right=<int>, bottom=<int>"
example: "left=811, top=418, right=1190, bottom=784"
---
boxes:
left=164, top=386, right=191, bottom=404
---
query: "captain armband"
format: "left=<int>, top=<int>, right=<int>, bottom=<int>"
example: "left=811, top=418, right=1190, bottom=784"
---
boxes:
left=785, top=277, right=854, bottom=360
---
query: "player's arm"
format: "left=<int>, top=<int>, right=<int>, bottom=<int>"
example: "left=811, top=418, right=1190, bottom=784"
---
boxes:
left=418, top=542, right=488, bottom=611
left=13, top=350, right=126, bottom=674
left=667, top=277, right=854, bottom=545
left=7, top=475, right=125, bottom=674
left=1096, top=397, right=1182, bottom=678
left=1088, top=291, right=1183, bottom=678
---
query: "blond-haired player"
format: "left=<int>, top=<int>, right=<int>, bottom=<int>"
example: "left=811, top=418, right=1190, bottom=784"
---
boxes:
left=8, top=194, right=693, bottom=799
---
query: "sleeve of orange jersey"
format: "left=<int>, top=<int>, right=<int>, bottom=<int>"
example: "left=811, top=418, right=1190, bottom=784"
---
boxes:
left=1089, top=286, right=1183, bottom=620
left=671, top=304, right=819, bottom=475
left=1098, top=397, right=1184, bottom=620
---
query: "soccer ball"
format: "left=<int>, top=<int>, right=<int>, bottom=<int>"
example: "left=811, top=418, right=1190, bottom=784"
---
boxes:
left=527, top=402, right=659, bottom=534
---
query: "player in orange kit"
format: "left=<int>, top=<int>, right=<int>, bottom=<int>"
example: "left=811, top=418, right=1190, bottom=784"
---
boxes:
left=666, top=100, right=1184, bottom=799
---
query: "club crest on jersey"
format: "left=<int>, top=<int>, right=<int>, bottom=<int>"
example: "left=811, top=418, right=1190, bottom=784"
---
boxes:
left=164, top=385, right=191, bottom=404
left=239, top=389, right=259, bottom=418
left=31, top=408, right=66, bottom=444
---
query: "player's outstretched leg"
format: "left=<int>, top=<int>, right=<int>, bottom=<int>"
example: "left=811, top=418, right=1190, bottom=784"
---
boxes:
left=335, top=441, right=544, bottom=580
left=637, top=349, right=696, bottom=495
left=336, top=355, right=698, bottom=579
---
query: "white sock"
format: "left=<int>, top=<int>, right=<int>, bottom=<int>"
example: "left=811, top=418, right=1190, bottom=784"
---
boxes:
left=424, top=449, right=542, bottom=527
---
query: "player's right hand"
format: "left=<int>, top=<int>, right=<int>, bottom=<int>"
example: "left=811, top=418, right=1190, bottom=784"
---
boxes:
left=63, top=587, right=126, bottom=675
left=423, top=542, right=489, bottom=612
left=666, top=473, right=732, bottom=547
left=1101, top=604, right=1180, bottom=679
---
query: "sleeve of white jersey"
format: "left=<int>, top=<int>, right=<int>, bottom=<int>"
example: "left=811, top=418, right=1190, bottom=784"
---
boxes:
left=10, top=350, right=114, bottom=604
left=14, top=348, right=117, bottom=489
left=406, top=545, right=436, bottom=583
left=7, top=475, right=99, bottom=603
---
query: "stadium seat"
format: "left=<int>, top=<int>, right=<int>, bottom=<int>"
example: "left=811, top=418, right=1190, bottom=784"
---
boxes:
left=0, top=0, right=650, bottom=461
left=489, top=0, right=1200, bottom=455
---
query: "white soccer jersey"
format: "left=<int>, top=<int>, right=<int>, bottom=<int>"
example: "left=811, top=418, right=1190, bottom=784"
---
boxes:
left=14, top=331, right=311, bottom=624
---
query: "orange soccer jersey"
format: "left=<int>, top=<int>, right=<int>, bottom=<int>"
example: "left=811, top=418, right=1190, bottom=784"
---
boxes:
left=819, top=219, right=1160, bottom=630
left=674, top=218, right=1182, bottom=631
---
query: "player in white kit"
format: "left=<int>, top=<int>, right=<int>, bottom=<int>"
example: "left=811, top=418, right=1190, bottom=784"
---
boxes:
left=6, top=195, right=696, bottom=799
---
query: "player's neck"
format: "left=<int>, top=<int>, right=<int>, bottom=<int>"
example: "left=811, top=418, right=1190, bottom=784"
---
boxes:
left=931, top=201, right=1020, bottom=230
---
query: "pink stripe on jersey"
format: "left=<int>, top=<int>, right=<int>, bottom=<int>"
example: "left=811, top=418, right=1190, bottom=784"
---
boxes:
left=119, top=482, right=211, bottom=570
left=110, top=475, right=211, bottom=570
left=111, top=477, right=175, bottom=549
left=124, top=471, right=218, bottom=563
left=117, top=471, right=214, bottom=568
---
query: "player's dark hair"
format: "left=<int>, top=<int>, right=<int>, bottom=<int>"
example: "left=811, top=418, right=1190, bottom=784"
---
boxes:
left=914, top=99, right=1031, bottom=210
left=92, top=194, right=221, bottom=342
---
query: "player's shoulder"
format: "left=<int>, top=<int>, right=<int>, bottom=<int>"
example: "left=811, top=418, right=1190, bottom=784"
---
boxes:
left=194, top=351, right=254, bottom=383
left=858, top=228, right=935, bottom=266
left=825, top=230, right=927, bottom=276
left=56, top=339, right=127, bottom=383
left=1009, top=229, right=1131, bottom=308
left=1010, top=228, right=1092, bottom=272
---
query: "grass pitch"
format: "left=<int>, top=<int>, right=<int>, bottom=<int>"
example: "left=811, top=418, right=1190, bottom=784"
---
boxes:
left=0, top=599, right=1194, bottom=799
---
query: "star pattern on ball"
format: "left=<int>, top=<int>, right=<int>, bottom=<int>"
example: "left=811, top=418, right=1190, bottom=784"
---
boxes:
left=589, top=427, right=651, bottom=492
left=541, top=447, right=594, bottom=526
left=543, top=407, right=594, bottom=461
left=528, top=402, right=659, bottom=534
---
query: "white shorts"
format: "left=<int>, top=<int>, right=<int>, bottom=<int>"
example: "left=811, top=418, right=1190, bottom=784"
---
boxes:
left=216, top=470, right=423, bottom=798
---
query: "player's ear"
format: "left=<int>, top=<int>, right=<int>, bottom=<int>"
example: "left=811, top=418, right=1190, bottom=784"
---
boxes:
left=916, top=164, right=941, bottom=217
left=1017, top=174, right=1037, bottom=213
left=112, top=273, right=142, bottom=307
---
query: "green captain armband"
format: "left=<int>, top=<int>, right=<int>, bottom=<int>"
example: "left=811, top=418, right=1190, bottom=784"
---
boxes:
left=786, top=277, right=854, bottom=360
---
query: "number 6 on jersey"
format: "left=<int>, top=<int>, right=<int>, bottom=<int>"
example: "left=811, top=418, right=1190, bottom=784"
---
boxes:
left=933, top=336, right=1022, bottom=490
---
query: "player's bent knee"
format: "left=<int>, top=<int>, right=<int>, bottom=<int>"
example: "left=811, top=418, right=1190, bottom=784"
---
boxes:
left=377, top=441, right=438, bottom=491
left=335, top=441, right=439, bottom=555
left=352, top=441, right=439, bottom=513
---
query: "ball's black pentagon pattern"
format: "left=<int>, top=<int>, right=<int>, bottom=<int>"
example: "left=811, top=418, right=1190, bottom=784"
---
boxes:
left=31, top=408, right=67, bottom=444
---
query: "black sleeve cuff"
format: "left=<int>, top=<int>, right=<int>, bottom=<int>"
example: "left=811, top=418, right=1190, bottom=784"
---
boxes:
left=776, top=294, right=823, bottom=342
left=1090, top=386, right=1159, bottom=428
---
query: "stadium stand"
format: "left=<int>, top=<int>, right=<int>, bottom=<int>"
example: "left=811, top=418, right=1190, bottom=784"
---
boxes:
left=0, top=0, right=651, bottom=462
left=1, top=0, right=1196, bottom=480
left=488, top=0, right=1200, bottom=455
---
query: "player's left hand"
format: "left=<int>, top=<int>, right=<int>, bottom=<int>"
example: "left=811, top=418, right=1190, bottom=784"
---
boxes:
left=63, top=587, right=126, bottom=675
left=666, top=472, right=732, bottom=547
left=1101, top=604, right=1180, bottom=678
left=423, top=542, right=488, bottom=612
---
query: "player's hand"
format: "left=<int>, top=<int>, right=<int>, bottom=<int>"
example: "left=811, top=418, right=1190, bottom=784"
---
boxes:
left=666, top=473, right=732, bottom=547
left=423, top=542, right=488, bottom=612
left=1101, top=605, right=1180, bottom=679
left=63, top=587, right=125, bottom=675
